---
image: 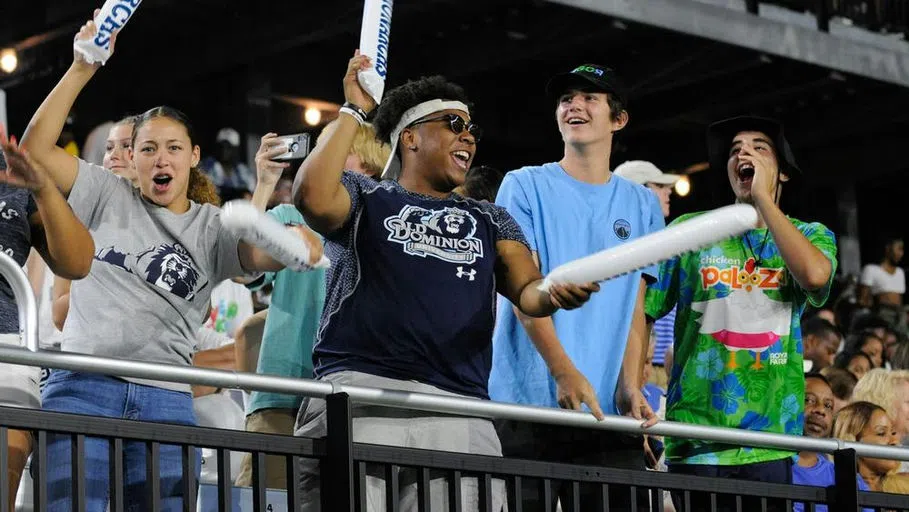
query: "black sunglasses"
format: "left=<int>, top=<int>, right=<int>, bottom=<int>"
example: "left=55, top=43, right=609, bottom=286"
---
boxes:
left=408, top=114, right=483, bottom=142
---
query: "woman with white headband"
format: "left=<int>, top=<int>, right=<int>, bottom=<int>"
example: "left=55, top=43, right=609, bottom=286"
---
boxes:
left=292, top=51, right=603, bottom=511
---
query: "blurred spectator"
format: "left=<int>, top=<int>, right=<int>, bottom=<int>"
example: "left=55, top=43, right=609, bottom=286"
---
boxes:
left=268, top=177, right=294, bottom=209
left=835, top=350, right=873, bottom=380
left=813, top=308, right=837, bottom=325
left=233, top=201, right=325, bottom=490
left=82, top=120, right=115, bottom=166
left=453, top=165, right=505, bottom=202
left=315, top=120, right=390, bottom=179
left=490, top=63, right=660, bottom=512
left=205, top=280, right=254, bottom=339
left=883, top=327, right=902, bottom=367
left=233, top=132, right=327, bottom=490
left=892, top=341, right=909, bottom=370
left=852, top=369, right=909, bottom=446
left=792, top=373, right=872, bottom=512
left=613, top=160, right=680, bottom=218
left=802, top=316, right=842, bottom=372
left=615, top=159, right=681, bottom=389
left=821, top=367, right=858, bottom=414
left=846, top=330, right=885, bottom=368
left=646, top=116, right=836, bottom=512
left=192, top=326, right=244, bottom=484
left=200, top=127, right=256, bottom=193
left=858, top=236, right=904, bottom=316
left=832, top=401, right=900, bottom=492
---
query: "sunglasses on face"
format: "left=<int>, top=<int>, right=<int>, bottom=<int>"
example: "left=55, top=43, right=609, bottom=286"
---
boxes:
left=408, top=114, right=483, bottom=142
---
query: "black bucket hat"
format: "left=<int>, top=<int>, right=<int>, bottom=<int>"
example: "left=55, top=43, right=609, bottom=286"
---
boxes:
left=707, top=116, right=800, bottom=176
left=545, top=64, right=628, bottom=107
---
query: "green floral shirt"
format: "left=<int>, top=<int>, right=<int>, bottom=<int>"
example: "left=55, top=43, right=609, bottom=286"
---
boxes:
left=644, top=212, right=837, bottom=465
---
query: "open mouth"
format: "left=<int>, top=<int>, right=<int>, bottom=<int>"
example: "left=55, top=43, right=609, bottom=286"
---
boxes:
left=152, top=174, right=173, bottom=192
left=451, top=150, right=471, bottom=170
left=737, top=165, right=755, bottom=184
left=566, top=117, right=588, bottom=126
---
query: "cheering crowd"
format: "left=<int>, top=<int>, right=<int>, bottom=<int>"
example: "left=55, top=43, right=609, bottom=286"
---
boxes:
left=0, top=10, right=908, bottom=512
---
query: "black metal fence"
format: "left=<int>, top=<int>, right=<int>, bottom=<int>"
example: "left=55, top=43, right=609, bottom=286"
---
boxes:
left=3, top=393, right=909, bottom=512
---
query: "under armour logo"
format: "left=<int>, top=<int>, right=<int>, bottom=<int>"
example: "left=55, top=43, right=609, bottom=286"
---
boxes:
left=456, top=266, right=476, bottom=281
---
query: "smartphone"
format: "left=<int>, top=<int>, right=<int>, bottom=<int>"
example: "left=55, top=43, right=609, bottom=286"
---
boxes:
left=272, top=133, right=310, bottom=161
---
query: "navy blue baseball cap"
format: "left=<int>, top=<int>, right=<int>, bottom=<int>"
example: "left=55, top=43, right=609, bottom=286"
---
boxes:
left=546, top=64, right=628, bottom=106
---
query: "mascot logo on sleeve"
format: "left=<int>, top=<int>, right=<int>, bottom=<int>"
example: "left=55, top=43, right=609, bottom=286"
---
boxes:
left=95, top=242, right=202, bottom=301
left=384, top=205, right=484, bottom=264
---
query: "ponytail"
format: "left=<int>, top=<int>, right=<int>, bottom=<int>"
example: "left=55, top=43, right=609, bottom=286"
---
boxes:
left=187, top=167, right=221, bottom=206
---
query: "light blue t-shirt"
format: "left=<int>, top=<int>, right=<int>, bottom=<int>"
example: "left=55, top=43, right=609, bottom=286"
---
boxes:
left=489, top=163, right=665, bottom=414
left=791, top=455, right=871, bottom=512
left=246, top=204, right=326, bottom=415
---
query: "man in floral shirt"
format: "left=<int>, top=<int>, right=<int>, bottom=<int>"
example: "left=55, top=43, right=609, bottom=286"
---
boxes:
left=645, top=116, right=837, bottom=512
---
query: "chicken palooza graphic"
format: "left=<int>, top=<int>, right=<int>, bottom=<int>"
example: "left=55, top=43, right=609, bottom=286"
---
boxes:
left=693, top=257, right=791, bottom=369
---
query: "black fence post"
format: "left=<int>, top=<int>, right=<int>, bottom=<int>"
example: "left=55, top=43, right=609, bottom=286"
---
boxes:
left=816, top=0, right=831, bottom=32
left=831, top=448, right=859, bottom=512
left=745, top=0, right=759, bottom=14
left=323, top=392, right=355, bottom=512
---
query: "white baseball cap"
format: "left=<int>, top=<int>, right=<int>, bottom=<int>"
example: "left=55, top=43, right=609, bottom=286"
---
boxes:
left=614, top=160, right=680, bottom=186
left=216, top=127, right=241, bottom=147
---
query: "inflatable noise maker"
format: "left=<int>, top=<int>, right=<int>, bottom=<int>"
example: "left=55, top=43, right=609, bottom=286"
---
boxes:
left=358, top=0, right=394, bottom=104
left=538, top=204, right=760, bottom=292
left=221, top=200, right=330, bottom=272
left=73, top=0, right=143, bottom=66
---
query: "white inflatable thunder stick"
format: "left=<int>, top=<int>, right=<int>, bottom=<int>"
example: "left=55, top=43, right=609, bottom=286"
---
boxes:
left=73, top=0, right=143, bottom=66
left=538, top=204, right=759, bottom=291
left=221, top=200, right=330, bottom=272
left=357, top=0, right=393, bottom=104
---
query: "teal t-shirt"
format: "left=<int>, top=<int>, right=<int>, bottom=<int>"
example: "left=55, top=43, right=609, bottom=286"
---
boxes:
left=245, top=204, right=326, bottom=414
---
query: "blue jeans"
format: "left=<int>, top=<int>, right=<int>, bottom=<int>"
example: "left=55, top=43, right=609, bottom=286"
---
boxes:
left=41, top=370, right=200, bottom=512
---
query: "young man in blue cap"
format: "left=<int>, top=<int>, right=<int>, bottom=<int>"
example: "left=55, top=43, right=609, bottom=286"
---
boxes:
left=645, top=116, right=837, bottom=512
left=490, top=64, right=664, bottom=511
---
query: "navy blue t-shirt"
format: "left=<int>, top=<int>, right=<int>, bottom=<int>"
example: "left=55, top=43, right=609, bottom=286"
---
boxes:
left=0, top=185, right=37, bottom=334
left=314, top=171, right=528, bottom=398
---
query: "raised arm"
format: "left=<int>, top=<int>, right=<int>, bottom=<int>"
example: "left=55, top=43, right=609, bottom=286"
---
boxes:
left=20, top=17, right=112, bottom=196
left=293, top=51, right=376, bottom=234
left=250, top=133, right=291, bottom=211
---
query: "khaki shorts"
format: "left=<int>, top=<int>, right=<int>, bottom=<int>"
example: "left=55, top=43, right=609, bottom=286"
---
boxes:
left=0, top=334, right=40, bottom=409
left=294, top=371, right=507, bottom=512
left=235, top=407, right=296, bottom=489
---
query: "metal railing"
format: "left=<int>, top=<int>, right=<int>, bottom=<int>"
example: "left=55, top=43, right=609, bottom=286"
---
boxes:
left=0, top=252, right=38, bottom=352
left=3, top=237, right=909, bottom=511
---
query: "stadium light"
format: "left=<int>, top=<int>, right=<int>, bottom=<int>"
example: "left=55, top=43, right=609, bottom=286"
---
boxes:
left=0, top=49, right=17, bottom=74
left=304, top=107, right=322, bottom=126
left=675, top=175, right=691, bottom=197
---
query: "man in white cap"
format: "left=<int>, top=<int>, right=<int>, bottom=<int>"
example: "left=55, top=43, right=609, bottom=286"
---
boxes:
left=615, top=160, right=680, bottom=391
left=614, top=160, right=680, bottom=218
left=199, top=127, right=256, bottom=193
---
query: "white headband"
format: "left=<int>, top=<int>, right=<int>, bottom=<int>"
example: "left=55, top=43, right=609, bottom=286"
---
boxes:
left=380, top=99, right=470, bottom=179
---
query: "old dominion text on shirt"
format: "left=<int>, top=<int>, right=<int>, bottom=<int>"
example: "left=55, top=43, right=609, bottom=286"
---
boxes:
left=0, top=185, right=37, bottom=333
left=645, top=212, right=837, bottom=465
left=314, top=171, right=528, bottom=399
